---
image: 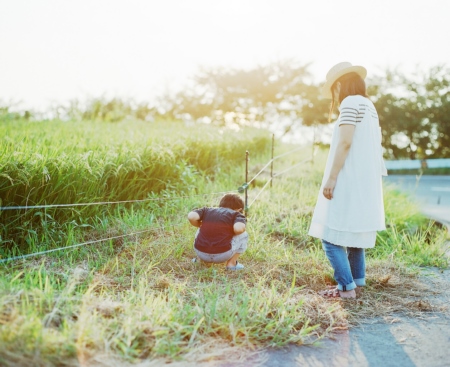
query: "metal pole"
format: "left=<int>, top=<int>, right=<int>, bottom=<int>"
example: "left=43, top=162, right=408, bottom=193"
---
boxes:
left=311, top=123, right=316, bottom=165
left=245, top=150, right=249, bottom=215
left=270, top=134, right=274, bottom=188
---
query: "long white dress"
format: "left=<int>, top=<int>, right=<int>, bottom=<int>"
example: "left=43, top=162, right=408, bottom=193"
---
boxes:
left=308, top=95, right=387, bottom=248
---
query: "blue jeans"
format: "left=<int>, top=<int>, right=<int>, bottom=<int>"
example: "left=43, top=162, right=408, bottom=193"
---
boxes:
left=322, top=240, right=366, bottom=291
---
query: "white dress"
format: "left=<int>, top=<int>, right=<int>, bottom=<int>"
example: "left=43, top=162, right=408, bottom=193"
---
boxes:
left=308, top=95, right=387, bottom=248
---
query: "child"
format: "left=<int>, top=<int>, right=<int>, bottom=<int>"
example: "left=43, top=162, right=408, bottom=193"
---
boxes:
left=188, top=193, right=248, bottom=270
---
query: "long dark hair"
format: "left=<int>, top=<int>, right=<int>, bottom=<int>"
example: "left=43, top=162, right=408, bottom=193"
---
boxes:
left=328, top=72, right=368, bottom=121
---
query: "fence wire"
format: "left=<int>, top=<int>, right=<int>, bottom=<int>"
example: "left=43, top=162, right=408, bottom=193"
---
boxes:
left=0, top=228, right=155, bottom=264
left=0, top=145, right=309, bottom=264
left=248, top=179, right=272, bottom=208
left=246, top=159, right=311, bottom=208
left=0, top=190, right=238, bottom=211
left=273, top=158, right=312, bottom=177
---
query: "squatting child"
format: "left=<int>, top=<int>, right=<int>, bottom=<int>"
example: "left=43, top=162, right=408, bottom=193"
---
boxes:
left=187, top=193, right=248, bottom=270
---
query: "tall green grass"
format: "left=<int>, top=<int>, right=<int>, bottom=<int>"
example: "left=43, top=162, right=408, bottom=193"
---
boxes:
left=374, top=185, right=448, bottom=267
left=0, top=119, right=270, bottom=253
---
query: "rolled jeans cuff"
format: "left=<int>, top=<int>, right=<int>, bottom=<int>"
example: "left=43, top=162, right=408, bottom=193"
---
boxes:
left=354, top=278, right=366, bottom=287
left=336, top=281, right=357, bottom=292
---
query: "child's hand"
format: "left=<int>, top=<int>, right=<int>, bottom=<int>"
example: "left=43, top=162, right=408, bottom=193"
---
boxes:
left=188, top=211, right=202, bottom=227
left=233, top=222, right=246, bottom=234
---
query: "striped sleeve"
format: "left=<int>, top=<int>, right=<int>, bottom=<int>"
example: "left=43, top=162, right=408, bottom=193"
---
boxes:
left=338, top=97, right=358, bottom=126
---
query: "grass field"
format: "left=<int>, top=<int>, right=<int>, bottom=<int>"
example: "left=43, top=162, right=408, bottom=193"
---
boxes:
left=0, top=119, right=448, bottom=366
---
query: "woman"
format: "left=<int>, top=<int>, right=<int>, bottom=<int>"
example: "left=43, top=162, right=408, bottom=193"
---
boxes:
left=308, top=62, right=387, bottom=299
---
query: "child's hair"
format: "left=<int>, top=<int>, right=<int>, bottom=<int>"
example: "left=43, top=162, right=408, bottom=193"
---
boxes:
left=219, top=193, right=244, bottom=210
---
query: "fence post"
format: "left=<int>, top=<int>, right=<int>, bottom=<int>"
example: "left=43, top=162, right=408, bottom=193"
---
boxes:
left=270, top=134, right=274, bottom=188
left=311, top=123, right=316, bottom=165
left=245, top=150, right=249, bottom=215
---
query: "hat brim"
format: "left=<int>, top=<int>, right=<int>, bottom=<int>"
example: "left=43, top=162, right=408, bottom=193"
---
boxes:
left=321, top=66, right=367, bottom=99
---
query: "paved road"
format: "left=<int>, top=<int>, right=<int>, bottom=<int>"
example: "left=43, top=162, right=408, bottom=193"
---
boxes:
left=383, top=175, right=450, bottom=228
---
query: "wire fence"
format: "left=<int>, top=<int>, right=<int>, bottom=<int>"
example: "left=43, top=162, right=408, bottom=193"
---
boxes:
left=247, top=157, right=312, bottom=209
left=0, top=228, right=155, bottom=264
left=0, top=139, right=311, bottom=264
left=273, top=158, right=312, bottom=177
left=0, top=190, right=239, bottom=211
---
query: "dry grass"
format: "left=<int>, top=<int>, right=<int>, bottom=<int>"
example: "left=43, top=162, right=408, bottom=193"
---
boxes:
left=1, top=232, right=448, bottom=366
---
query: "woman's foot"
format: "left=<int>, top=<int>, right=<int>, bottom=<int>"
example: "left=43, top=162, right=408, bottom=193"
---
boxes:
left=318, top=287, right=356, bottom=299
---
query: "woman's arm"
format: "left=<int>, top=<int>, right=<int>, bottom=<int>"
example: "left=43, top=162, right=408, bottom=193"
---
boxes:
left=323, top=124, right=355, bottom=200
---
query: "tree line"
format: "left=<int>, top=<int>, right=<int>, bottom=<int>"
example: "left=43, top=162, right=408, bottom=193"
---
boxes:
left=1, top=61, right=449, bottom=159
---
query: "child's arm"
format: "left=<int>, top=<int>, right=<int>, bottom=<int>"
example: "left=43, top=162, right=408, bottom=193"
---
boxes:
left=188, top=211, right=202, bottom=227
left=233, top=222, right=246, bottom=235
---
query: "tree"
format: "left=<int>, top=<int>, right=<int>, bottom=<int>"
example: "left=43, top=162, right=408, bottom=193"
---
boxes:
left=168, top=60, right=330, bottom=137
left=158, top=62, right=450, bottom=158
left=371, top=66, right=450, bottom=159
left=421, top=65, right=450, bottom=157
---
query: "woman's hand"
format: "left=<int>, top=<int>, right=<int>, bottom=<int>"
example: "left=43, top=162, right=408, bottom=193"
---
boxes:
left=323, top=124, right=354, bottom=200
left=323, top=177, right=337, bottom=200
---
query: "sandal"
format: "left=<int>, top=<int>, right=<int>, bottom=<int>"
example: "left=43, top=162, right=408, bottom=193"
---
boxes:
left=319, top=287, right=356, bottom=299
left=318, top=288, right=341, bottom=298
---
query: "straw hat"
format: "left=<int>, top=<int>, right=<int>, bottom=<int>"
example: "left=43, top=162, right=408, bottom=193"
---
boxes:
left=321, top=62, right=367, bottom=99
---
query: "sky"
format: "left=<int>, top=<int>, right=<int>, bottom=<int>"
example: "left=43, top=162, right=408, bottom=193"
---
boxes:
left=1, top=0, right=450, bottom=111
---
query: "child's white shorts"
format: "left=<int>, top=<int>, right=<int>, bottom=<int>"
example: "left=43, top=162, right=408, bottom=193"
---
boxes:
left=194, top=231, right=248, bottom=263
